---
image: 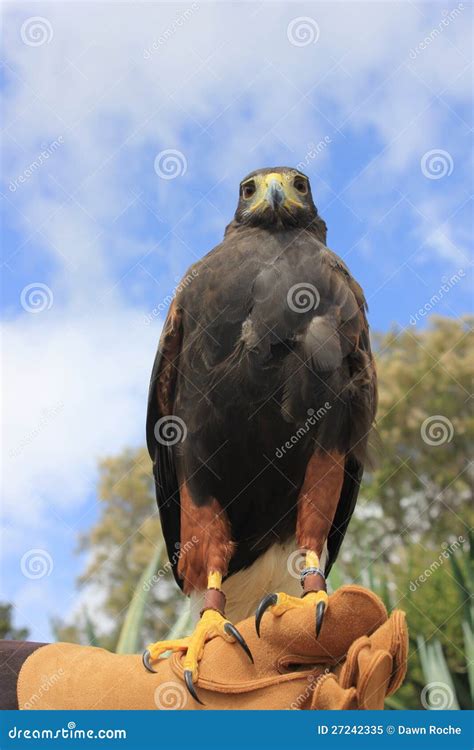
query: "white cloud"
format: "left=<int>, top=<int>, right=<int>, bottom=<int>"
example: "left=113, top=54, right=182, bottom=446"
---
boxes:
left=2, top=302, right=158, bottom=522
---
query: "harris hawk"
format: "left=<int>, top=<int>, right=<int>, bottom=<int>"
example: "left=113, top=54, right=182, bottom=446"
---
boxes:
left=143, top=167, right=377, bottom=702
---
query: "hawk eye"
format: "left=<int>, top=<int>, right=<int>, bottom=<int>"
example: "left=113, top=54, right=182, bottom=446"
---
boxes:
left=241, top=181, right=256, bottom=199
left=294, top=177, right=308, bottom=194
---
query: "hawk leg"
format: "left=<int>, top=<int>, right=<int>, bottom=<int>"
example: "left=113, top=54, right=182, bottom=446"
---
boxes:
left=143, top=484, right=253, bottom=704
left=255, top=451, right=345, bottom=639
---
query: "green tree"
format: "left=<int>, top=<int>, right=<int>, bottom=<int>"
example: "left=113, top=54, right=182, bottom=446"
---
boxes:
left=0, top=603, right=29, bottom=640
left=55, top=448, right=182, bottom=648
left=336, top=316, right=473, bottom=709
left=345, top=315, right=472, bottom=564
left=376, top=316, right=471, bottom=529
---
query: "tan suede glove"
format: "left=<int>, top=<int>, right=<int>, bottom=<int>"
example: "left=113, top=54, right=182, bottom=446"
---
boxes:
left=17, top=585, right=407, bottom=710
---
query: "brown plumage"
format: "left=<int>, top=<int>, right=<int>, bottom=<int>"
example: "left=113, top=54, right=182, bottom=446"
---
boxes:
left=143, top=167, right=378, bottom=699
left=146, top=166, right=377, bottom=601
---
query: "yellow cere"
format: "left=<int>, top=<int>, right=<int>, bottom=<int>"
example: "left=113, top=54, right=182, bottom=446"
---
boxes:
left=244, top=171, right=306, bottom=212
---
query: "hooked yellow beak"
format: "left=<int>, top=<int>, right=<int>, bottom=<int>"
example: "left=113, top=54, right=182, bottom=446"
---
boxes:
left=265, top=178, right=286, bottom=209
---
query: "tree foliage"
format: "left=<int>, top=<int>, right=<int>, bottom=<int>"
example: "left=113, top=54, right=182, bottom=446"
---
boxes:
left=0, top=603, right=29, bottom=641
left=371, top=315, right=471, bottom=533
left=345, top=316, right=472, bottom=562
left=55, top=449, right=181, bottom=646
left=338, top=316, right=473, bottom=708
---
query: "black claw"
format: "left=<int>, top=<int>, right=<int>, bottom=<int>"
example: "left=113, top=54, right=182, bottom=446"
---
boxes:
left=255, top=593, right=278, bottom=637
left=224, top=622, right=254, bottom=663
left=316, top=601, right=326, bottom=638
left=184, top=669, right=205, bottom=705
left=142, top=649, right=157, bottom=673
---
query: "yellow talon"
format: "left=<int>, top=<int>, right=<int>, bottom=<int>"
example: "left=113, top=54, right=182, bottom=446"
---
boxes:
left=304, top=590, right=329, bottom=606
left=255, top=587, right=329, bottom=638
left=182, top=609, right=231, bottom=682
left=144, top=571, right=254, bottom=702
left=270, top=592, right=308, bottom=616
left=268, top=589, right=328, bottom=616
left=145, top=609, right=232, bottom=677
left=146, top=637, right=190, bottom=661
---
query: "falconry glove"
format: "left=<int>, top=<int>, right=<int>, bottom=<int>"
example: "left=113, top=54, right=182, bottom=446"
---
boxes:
left=10, top=586, right=407, bottom=711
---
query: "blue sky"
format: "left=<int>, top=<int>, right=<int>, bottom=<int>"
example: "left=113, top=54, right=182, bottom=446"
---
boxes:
left=1, top=1, right=472, bottom=640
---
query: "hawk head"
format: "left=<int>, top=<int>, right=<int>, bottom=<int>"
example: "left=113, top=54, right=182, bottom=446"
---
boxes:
left=234, top=166, right=321, bottom=231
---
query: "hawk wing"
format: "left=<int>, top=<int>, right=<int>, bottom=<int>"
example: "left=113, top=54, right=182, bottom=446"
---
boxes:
left=323, top=266, right=377, bottom=575
left=146, top=300, right=184, bottom=589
